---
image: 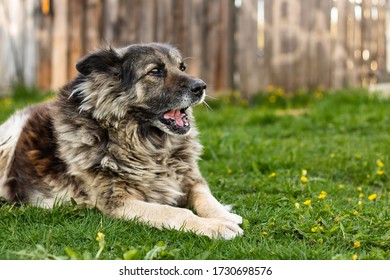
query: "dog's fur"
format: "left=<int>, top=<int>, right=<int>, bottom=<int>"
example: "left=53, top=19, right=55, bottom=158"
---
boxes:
left=0, top=43, right=243, bottom=239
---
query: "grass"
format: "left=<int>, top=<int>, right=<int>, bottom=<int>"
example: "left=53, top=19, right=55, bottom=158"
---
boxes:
left=0, top=86, right=389, bottom=260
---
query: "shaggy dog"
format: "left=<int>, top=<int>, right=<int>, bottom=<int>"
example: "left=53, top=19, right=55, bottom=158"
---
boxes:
left=0, top=43, right=243, bottom=239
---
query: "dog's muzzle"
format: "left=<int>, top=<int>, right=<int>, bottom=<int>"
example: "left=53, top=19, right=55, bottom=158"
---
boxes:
left=159, top=79, right=206, bottom=135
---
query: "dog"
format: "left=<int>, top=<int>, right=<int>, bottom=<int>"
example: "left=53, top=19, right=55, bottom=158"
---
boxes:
left=0, top=43, right=243, bottom=239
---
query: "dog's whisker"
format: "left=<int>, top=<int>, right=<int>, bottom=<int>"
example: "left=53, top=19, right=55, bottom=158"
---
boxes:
left=183, top=56, right=195, bottom=62
left=202, top=100, right=213, bottom=111
left=205, top=94, right=218, bottom=100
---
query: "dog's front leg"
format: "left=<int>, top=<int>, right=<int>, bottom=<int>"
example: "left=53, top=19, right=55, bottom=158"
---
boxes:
left=189, top=178, right=243, bottom=226
left=108, top=199, right=242, bottom=239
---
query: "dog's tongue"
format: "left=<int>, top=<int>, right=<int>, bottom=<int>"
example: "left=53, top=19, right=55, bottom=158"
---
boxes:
left=164, top=109, right=186, bottom=127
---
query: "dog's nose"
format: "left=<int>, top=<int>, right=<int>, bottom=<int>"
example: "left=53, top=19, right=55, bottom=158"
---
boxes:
left=190, top=80, right=206, bottom=95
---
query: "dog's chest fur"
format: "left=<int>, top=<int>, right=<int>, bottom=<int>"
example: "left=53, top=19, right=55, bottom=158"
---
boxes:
left=2, top=95, right=202, bottom=209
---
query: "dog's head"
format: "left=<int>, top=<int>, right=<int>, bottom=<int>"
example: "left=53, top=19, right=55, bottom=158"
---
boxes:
left=72, top=43, right=206, bottom=136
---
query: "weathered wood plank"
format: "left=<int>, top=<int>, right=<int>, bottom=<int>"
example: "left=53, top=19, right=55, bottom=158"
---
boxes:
left=1, top=0, right=389, bottom=96
left=35, top=2, right=53, bottom=89
left=85, top=0, right=103, bottom=51
left=238, top=0, right=259, bottom=98
left=68, top=0, right=85, bottom=80
left=51, top=0, right=69, bottom=89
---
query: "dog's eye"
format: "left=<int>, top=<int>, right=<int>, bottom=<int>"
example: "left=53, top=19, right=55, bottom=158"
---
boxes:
left=179, top=64, right=186, bottom=72
left=149, top=68, right=164, bottom=76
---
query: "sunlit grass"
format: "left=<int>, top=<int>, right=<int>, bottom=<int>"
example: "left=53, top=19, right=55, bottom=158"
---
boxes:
left=0, top=86, right=389, bottom=259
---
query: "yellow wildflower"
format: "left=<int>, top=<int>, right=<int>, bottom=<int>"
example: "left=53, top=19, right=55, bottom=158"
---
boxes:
left=295, top=202, right=300, bottom=209
left=301, top=169, right=307, bottom=176
left=317, top=191, right=327, bottom=199
left=303, top=199, right=311, bottom=206
left=227, top=169, right=233, bottom=174
left=357, top=187, right=363, bottom=192
left=315, top=90, right=323, bottom=99
left=359, top=193, right=364, bottom=198
left=377, top=170, right=385, bottom=175
left=269, top=172, right=276, bottom=178
left=301, top=176, right=309, bottom=183
left=96, top=232, right=105, bottom=241
left=354, top=153, right=362, bottom=159
left=352, top=254, right=358, bottom=260
left=353, top=211, right=359, bottom=216
left=353, top=241, right=360, bottom=248
left=266, top=85, right=275, bottom=92
left=0, top=97, right=12, bottom=108
left=311, top=227, right=317, bottom=233
left=338, top=184, right=345, bottom=189
left=268, top=95, right=277, bottom=103
left=275, top=87, right=285, bottom=96
left=262, top=231, right=268, bottom=236
left=377, top=159, right=384, bottom=168
left=358, top=200, right=362, bottom=206
left=368, top=193, right=377, bottom=201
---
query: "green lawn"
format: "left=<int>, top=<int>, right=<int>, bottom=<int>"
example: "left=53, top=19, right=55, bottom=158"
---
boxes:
left=0, top=86, right=389, bottom=260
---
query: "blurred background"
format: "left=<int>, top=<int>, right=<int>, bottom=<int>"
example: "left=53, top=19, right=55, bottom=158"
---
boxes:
left=0, top=0, right=390, bottom=98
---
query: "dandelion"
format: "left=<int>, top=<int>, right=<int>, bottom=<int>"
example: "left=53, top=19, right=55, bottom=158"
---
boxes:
left=317, top=191, right=327, bottom=199
left=268, top=95, right=277, bottom=103
left=266, top=84, right=276, bottom=92
left=262, top=231, right=268, bottom=236
left=95, top=231, right=106, bottom=259
left=311, top=227, right=317, bottom=233
left=301, top=169, right=307, bottom=176
left=269, top=172, right=276, bottom=178
left=368, top=193, right=377, bottom=201
left=357, top=187, right=363, bottom=192
left=295, top=202, right=300, bottom=209
left=377, top=170, right=385, bottom=176
left=301, top=176, right=309, bottom=183
left=352, top=254, right=358, bottom=260
left=96, top=232, right=105, bottom=241
left=353, top=241, right=361, bottom=248
left=315, top=90, right=323, bottom=99
left=354, top=153, right=362, bottom=159
left=303, top=199, right=311, bottom=206
left=359, top=193, right=364, bottom=198
left=358, top=200, right=362, bottom=206
left=377, top=159, right=384, bottom=168
left=0, top=97, right=13, bottom=108
left=353, top=211, right=359, bottom=216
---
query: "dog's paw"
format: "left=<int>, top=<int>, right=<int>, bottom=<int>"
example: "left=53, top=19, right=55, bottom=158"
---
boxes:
left=221, top=212, right=243, bottom=225
left=211, top=207, right=243, bottom=225
left=195, top=218, right=244, bottom=240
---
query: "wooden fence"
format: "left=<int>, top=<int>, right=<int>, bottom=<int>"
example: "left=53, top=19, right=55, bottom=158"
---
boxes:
left=0, top=0, right=389, bottom=97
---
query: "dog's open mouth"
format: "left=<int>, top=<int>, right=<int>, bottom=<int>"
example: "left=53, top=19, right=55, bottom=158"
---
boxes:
left=159, top=107, right=190, bottom=134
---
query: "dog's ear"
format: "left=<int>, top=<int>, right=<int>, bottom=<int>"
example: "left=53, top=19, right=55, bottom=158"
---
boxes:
left=76, top=48, right=122, bottom=76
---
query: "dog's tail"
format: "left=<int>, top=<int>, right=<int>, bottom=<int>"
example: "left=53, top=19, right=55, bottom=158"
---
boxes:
left=0, top=108, right=31, bottom=199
